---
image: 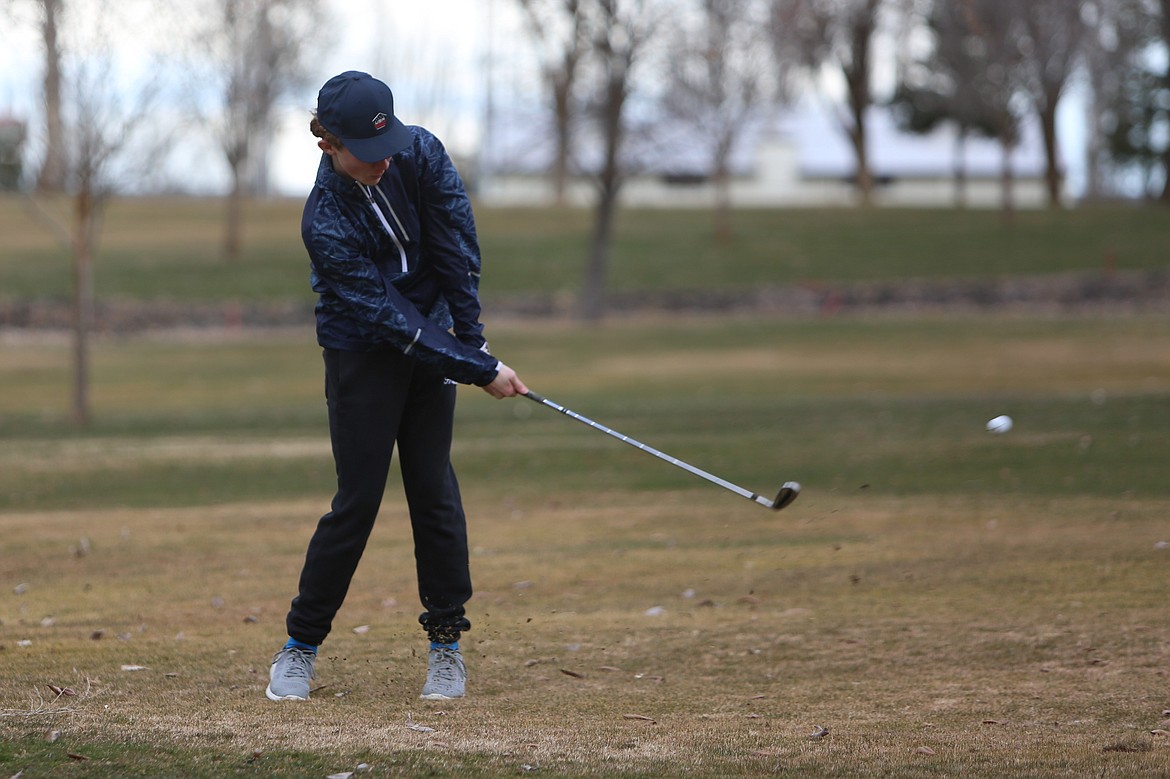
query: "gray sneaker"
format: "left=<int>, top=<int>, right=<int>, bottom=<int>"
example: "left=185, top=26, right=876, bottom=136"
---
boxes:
left=265, top=646, right=316, bottom=701
left=420, top=646, right=466, bottom=700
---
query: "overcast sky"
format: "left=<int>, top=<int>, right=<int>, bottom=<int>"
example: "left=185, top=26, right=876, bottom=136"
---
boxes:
left=0, top=0, right=529, bottom=194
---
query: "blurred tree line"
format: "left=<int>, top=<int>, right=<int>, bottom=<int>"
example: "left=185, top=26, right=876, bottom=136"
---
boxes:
left=1, top=0, right=1167, bottom=422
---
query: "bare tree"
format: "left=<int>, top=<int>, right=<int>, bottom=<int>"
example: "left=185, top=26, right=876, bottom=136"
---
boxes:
left=957, top=0, right=1030, bottom=221
left=579, top=0, right=660, bottom=321
left=200, top=0, right=323, bottom=261
left=892, top=0, right=1009, bottom=208
left=1080, top=0, right=1162, bottom=199
left=19, top=1, right=167, bottom=426
left=662, top=0, right=775, bottom=240
left=770, top=0, right=894, bottom=206
left=1015, top=0, right=1092, bottom=207
left=517, top=0, right=590, bottom=205
left=5, top=0, right=71, bottom=192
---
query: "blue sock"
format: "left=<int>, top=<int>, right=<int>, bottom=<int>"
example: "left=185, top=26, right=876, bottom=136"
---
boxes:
left=430, top=640, right=459, bottom=651
left=284, top=637, right=318, bottom=653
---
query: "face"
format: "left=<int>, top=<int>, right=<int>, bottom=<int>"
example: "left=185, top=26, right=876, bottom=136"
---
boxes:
left=319, top=140, right=391, bottom=186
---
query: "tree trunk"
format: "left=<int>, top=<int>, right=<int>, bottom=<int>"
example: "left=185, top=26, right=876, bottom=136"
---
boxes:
left=999, top=135, right=1015, bottom=227
left=582, top=86, right=622, bottom=322
left=842, top=0, right=877, bottom=207
left=71, top=188, right=94, bottom=427
left=712, top=133, right=734, bottom=243
left=224, top=166, right=244, bottom=261
left=582, top=181, right=617, bottom=321
left=1161, top=0, right=1170, bottom=202
left=36, top=0, right=68, bottom=193
left=953, top=127, right=967, bottom=209
left=1038, top=99, right=1063, bottom=208
left=552, top=73, right=574, bottom=206
left=846, top=112, right=873, bottom=207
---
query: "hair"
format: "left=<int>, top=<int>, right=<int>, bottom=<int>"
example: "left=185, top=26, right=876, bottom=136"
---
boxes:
left=310, top=113, right=344, bottom=149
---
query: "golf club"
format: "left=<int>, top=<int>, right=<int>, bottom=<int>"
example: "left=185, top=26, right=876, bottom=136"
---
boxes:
left=523, top=391, right=800, bottom=511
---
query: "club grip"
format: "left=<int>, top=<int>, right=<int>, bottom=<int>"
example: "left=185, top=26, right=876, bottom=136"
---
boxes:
left=523, top=391, right=546, bottom=403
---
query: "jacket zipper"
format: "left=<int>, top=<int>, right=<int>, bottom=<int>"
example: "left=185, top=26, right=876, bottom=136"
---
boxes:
left=361, top=184, right=408, bottom=273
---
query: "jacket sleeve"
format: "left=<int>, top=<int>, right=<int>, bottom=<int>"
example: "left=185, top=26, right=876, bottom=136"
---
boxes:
left=415, top=130, right=487, bottom=350
left=305, top=201, right=499, bottom=386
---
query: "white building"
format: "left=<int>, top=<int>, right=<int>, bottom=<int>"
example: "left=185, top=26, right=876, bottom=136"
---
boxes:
left=478, top=103, right=1056, bottom=209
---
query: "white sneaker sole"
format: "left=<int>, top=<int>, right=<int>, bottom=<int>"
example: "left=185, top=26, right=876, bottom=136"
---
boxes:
left=420, top=692, right=463, bottom=701
left=265, top=685, right=309, bottom=701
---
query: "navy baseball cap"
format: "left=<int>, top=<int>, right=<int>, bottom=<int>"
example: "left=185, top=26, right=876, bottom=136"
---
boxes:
left=316, top=71, right=414, bottom=162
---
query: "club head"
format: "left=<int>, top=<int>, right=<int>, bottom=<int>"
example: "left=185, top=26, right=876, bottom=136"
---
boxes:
left=771, top=481, right=801, bottom=511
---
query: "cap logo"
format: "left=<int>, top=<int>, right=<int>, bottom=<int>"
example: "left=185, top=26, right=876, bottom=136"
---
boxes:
left=372, top=112, right=388, bottom=131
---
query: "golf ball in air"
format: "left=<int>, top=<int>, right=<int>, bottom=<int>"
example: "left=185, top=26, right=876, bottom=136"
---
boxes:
left=986, top=415, right=1013, bottom=434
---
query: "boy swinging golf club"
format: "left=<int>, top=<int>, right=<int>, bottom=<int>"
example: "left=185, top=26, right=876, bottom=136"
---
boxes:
left=268, top=71, right=799, bottom=704
left=266, top=71, right=527, bottom=703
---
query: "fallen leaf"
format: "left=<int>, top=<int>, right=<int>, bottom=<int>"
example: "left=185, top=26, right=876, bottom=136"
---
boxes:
left=982, top=719, right=1006, bottom=725
left=915, top=746, right=936, bottom=755
left=352, top=625, right=370, bottom=635
left=622, top=714, right=657, bottom=724
left=406, top=713, right=435, bottom=733
left=809, top=726, right=829, bottom=740
left=46, top=730, right=60, bottom=742
left=1150, top=729, right=1169, bottom=737
left=560, top=669, right=585, bottom=679
left=598, top=666, right=622, bottom=672
left=326, top=773, right=354, bottom=779
left=90, top=630, right=104, bottom=641
left=67, top=753, right=88, bottom=761
left=120, top=665, right=149, bottom=672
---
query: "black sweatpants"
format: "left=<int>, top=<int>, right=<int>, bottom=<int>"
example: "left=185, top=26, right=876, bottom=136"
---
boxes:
left=285, top=347, right=473, bottom=646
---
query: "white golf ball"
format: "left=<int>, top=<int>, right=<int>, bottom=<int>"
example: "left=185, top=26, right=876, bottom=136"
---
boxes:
left=986, top=415, right=1013, bottom=434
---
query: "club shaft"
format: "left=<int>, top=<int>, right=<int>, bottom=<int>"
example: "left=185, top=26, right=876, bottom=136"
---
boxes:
left=523, top=391, right=774, bottom=507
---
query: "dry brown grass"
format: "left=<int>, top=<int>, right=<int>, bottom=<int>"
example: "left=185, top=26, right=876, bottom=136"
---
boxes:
left=3, top=487, right=1168, bottom=777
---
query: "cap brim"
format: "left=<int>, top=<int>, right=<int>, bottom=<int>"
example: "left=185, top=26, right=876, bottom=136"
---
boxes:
left=343, top=119, right=413, bottom=163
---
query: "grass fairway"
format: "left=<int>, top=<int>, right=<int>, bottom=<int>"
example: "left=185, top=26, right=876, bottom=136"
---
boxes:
left=2, top=314, right=1170, bottom=776
left=2, top=196, right=1167, bottom=301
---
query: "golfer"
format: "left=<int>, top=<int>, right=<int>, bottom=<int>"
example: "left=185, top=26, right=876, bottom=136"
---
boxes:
left=266, top=71, right=527, bottom=702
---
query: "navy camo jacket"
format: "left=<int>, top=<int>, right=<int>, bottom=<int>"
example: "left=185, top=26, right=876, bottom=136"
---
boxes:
left=301, top=126, right=500, bottom=387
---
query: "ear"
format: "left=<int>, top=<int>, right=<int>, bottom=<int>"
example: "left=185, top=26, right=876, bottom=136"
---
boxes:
left=318, top=139, right=336, bottom=155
